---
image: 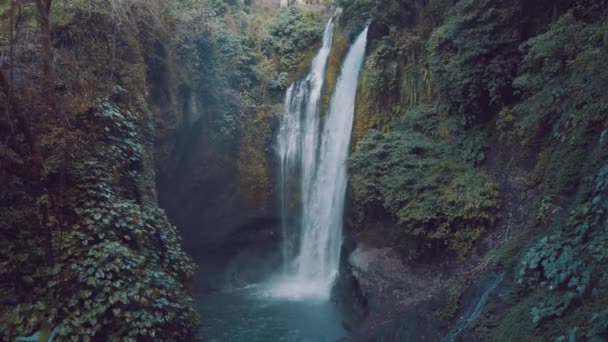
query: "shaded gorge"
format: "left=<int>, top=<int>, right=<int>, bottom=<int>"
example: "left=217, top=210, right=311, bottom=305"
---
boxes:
left=194, top=19, right=369, bottom=341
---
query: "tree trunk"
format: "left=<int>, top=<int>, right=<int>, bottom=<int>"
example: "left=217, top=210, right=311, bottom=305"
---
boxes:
left=35, top=0, right=59, bottom=264
left=35, top=0, right=57, bottom=119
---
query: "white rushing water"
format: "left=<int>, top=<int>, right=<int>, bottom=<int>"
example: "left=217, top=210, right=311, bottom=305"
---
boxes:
left=272, top=23, right=369, bottom=301
left=277, top=19, right=335, bottom=275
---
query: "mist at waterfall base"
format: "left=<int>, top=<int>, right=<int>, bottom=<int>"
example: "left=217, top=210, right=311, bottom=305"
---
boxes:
left=197, top=22, right=368, bottom=341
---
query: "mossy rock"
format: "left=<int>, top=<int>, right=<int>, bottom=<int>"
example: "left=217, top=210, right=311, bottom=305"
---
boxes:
left=320, top=31, right=350, bottom=116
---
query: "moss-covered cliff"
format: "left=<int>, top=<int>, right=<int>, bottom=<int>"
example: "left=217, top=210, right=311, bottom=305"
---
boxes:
left=335, top=0, right=608, bottom=340
left=1, top=0, right=332, bottom=336
left=0, top=1, right=199, bottom=339
left=152, top=2, right=332, bottom=289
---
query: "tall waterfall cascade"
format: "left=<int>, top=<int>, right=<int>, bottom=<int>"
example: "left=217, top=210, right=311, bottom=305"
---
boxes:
left=272, top=22, right=369, bottom=301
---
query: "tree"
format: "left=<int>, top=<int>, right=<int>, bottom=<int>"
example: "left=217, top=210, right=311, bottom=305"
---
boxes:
left=35, top=0, right=58, bottom=120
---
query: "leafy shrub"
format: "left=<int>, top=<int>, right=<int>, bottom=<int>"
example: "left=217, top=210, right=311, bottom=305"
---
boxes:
left=349, top=106, right=500, bottom=259
left=434, top=284, right=464, bottom=321
left=491, top=238, right=526, bottom=271
left=336, top=0, right=447, bottom=27
left=342, top=0, right=450, bottom=147
left=428, top=0, right=521, bottom=124
left=261, top=7, right=323, bottom=72
left=495, top=8, right=608, bottom=160
left=362, top=38, right=400, bottom=104
left=484, top=3, right=608, bottom=336
left=0, top=100, right=197, bottom=341
left=535, top=195, right=560, bottom=225
left=518, top=162, right=608, bottom=325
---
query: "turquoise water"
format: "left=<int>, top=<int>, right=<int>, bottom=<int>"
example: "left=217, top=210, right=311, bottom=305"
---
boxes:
left=197, top=285, right=347, bottom=342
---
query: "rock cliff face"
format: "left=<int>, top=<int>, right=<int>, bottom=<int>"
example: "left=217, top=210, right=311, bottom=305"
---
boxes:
left=347, top=245, right=440, bottom=322
left=153, top=1, right=328, bottom=290
left=155, top=114, right=281, bottom=284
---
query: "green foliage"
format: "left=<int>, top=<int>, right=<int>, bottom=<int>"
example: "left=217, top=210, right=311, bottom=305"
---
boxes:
left=364, top=39, right=399, bottom=95
left=428, top=0, right=521, bottom=124
left=518, top=162, right=608, bottom=325
left=349, top=106, right=500, bottom=259
left=471, top=4, right=608, bottom=338
left=356, top=25, right=437, bottom=128
left=193, top=28, right=256, bottom=140
left=205, top=0, right=241, bottom=16
left=170, top=0, right=262, bottom=142
left=497, top=11, right=608, bottom=147
left=493, top=238, right=526, bottom=270
left=434, top=284, right=463, bottom=321
left=477, top=294, right=542, bottom=342
left=254, top=56, right=288, bottom=93
left=344, top=0, right=607, bottom=340
left=0, top=100, right=197, bottom=341
left=236, top=105, right=282, bottom=205
left=168, top=0, right=326, bottom=186
left=336, top=0, right=445, bottom=27
left=320, top=32, right=350, bottom=116
left=536, top=195, right=559, bottom=225
left=348, top=0, right=447, bottom=142
left=154, top=0, right=328, bottom=232
left=261, top=7, right=324, bottom=72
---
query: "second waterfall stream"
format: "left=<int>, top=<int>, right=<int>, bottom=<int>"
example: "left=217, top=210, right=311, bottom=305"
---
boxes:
left=272, top=21, right=370, bottom=301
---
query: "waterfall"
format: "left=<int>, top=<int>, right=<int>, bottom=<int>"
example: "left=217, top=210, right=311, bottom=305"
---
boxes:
left=272, top=23, right=369, bottom=301
left=277, top=19, right=335, bottom=273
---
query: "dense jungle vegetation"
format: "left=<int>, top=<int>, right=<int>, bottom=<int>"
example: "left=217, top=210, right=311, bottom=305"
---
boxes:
left=0, top=0, right=607, bottom=340
left=0, top=0, right=322, bottom=339
left=344, top=0, right=608, bottom=339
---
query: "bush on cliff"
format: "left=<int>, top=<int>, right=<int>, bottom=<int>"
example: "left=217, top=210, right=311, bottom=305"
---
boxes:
left=261, top=6, right=324, bottom=73
left=428, top=0, right=521, bottom=125
left=349, top=106, right=500, bottom=259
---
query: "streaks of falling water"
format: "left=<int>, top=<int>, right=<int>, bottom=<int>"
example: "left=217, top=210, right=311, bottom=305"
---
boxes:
left=272, top=23, right=369, bottom=301
left=276, top=19, right=334, bottom=276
